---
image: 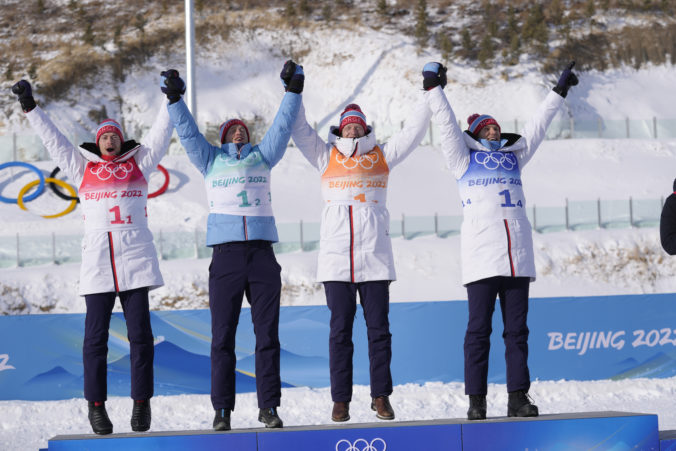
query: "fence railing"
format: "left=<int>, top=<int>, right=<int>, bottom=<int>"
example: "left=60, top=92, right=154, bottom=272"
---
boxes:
left=3, top=115, right=676, bottom=163
left=0, top=197, right=663, bottom=269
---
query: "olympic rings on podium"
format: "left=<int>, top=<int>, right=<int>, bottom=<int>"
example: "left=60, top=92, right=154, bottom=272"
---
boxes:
left=49, top=167, right=80, bottom=203
left=148, top=164, right=169, bottom=199
left=17, top=177, right=78, bottom=219
left=0, top=161, right=46, bottom=204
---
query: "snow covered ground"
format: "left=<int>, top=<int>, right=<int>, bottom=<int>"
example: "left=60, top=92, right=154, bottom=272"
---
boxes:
left=2, top=22, right=676, bottom=451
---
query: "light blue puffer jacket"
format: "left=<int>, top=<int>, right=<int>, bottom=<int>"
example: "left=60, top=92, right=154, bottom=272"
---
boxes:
left=168, top=92, right=301, bottom=246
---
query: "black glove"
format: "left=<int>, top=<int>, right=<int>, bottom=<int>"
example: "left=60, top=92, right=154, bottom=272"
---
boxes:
left=160, top=69, right=186, bottom=104
left=11, top=80, right=37, bottom=112
left=553, top=61, right=579, bottom=98
left=280, top=60, right=304, bottom=94
left=422, top=62, right=447, bottom=91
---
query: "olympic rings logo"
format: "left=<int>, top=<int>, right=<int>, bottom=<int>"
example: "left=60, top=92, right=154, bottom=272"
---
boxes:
left=89, top=161, right=134, bottom=181
left=336, top=438, right=386, bottom=451
left=0, top=161, right=170, bottom=219
left=335, top=151, right=379, bottom=170
left=473, top=151, right=517, bottom=171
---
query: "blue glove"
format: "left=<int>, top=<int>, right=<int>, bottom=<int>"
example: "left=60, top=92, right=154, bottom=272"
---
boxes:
left=11, top=80, right=36, bottom=112
left=422, top=62, right=447, bottom=91
left=553, top=61, right=579, bottom=98
left=280, top=60, right=304, bottom=94
left=160, top=69, right=186, bottom=104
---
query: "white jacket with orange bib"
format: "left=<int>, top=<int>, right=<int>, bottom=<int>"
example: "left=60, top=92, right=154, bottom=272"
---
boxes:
left=291, top=97, right=432, bottom=282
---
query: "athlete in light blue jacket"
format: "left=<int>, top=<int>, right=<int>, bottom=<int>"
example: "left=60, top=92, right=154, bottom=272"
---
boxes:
left=161, top=61, right=304, bottom=431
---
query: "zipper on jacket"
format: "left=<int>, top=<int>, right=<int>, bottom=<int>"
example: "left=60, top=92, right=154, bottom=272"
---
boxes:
left=349, top=206, right=355, bottom=283
left=503, top=219, right=516, bottom=277
left=107, top=232, right=120, bottom=293
left=243, top=216, right=248, bottom=240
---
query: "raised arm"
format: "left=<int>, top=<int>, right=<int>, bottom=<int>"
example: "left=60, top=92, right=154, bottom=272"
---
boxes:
left=517, top=61, right=578, bottom=168
left=12, top=80, right=85, bottom=182
left=134, top=71, right=179, bottom=178
left=290, top=97, right=330, bottom=172
left=421, top=63, right=470, bottom=179
left=257, top=61, right=305, bottom=167
left=165, top=72, right=217, bottom=176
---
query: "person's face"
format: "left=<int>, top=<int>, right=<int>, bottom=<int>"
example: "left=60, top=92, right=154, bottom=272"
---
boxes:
left=225, top=124, right=248, bottom=144
left=341, top=123, right=365, bottom=139
left=478, top=124, right=500, bottom=141
left=98, top=132, right=122, bottom=156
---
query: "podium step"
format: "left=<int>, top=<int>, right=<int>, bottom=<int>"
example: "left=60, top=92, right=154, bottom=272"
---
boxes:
left=48, top=411, right=659, bottom=450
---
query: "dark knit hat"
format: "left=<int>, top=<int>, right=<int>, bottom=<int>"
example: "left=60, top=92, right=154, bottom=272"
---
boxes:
left=219, top=119, right=250, bottom=144
left=467, top=114, right=500, bottom=136
left=339, top=104, right=367, bottom=135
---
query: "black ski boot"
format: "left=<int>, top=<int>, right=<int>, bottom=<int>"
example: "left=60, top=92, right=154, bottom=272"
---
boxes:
left=213, top=408, right=231, bottom=431
left=258, top=407, right=283, bottom=428
left=507, top=390, right=539, bottom=417
left=467, top=395, right=487, bottom=420
left=88, top=401, right=113, bottom=435
left=130, top=399, right=151, bottom=432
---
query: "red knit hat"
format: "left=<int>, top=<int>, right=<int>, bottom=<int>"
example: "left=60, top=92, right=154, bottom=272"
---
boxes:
left=339, top=104, right=367, bottom=135
left=467, top=114, right=500, bottom=136
left=96, top=119, right=124, bottom=146
left=219, top=119, right=250, bottom=144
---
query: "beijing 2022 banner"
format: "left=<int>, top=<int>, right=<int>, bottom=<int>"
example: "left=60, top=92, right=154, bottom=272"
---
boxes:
left=1, top=294, right=675, bottom=400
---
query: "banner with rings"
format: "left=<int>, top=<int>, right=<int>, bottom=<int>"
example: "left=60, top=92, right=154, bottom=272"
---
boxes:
left=0, top=161, right=170, bottom=218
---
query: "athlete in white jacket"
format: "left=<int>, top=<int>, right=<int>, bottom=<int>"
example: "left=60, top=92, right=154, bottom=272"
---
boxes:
left=12, top=74, right=174, bottom=435
left=422, top=61, right=578, bottom=421
left=291, top=72, right=432, bottom=422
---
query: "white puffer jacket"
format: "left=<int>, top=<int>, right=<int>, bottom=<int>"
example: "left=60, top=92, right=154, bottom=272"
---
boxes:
left=291, top=95, right=432, bottom=283
left=426, top=86, right=564, bottom=285
left=26, top=104, right=173, bottom=295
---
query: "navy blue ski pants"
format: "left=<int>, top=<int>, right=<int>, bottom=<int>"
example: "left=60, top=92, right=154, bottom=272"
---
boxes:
left=324, top=280, right=393, bottom=402
left=83, top=287, right=154, bottom=402
left=209, top=240, right=281, bottom=410
left=464, top=276, right=531, bottom=395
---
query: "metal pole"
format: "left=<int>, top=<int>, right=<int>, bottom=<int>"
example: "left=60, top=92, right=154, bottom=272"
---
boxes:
left=52, top=232, right=56, bottom=264
left=565, top=198, right=569, bottom=230
left=401, top=213, right=405, bottom=239
left=569, top=117, right=574, bottom=138
left=12, top=132, right=17, bottom=161
left=300, top=219, right=304, bottom=251
left=597, top=117, right=602, bottom=138
left=653, top=117, right=657, bottom=139
left=597, top=198, right=602, bottom=228
left=159, top=229, right=164, bottom=260
left=625, top=117, right=630, bottom=138
left=629, top=196, right=634, bottom=227
left=532, top=205, right=537, bottom=231
left=434, top=212, right=438, bottom=237
left=185, top=0, right=196, bottom=118
left=194, top=228, right=199, bottom=258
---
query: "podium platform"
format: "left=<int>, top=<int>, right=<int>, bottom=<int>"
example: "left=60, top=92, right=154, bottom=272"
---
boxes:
left=47, top=411, right=661, bottom=451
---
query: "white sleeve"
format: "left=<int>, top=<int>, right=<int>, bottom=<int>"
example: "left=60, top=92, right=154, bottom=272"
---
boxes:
left=381, top=94, right=432, bottom=169
left=135, top=100, right=174, bottom=180
left=25, top=106, right=86, bottom=183
left=290, top=99, right=330, bottom=173
left=425, top=86, right=470, bottom=179
left=516, top=90, right=564, bottom=168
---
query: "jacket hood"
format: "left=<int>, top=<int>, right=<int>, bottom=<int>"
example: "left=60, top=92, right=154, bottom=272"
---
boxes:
left=328, top=125, right=377, bottom=157
left=78, top=140, right=140, bottom=163
left=463, top=131, right=525, bottom=152
left=220, top=142, right=253, bottom=159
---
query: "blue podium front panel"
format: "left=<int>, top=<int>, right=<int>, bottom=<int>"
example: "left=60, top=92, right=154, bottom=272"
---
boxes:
left=257, top=423, right=462, bottom=451
left=463, top=412, right=659, bottom=451
left=48, top=430, right=257, bottom=451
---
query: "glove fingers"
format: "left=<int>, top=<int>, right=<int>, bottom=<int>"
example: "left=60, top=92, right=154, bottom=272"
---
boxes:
left=567, top=61, right=576, bottom=71
left=569, top=73, right=579, bottom=86
left=11, top=82, right=24, bottom=95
